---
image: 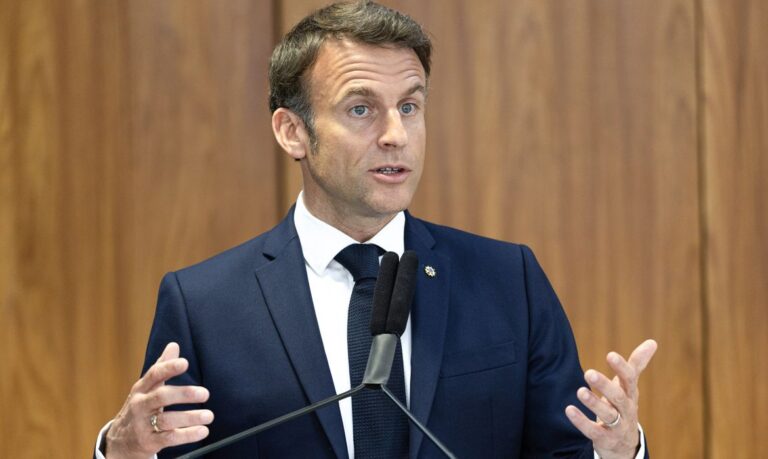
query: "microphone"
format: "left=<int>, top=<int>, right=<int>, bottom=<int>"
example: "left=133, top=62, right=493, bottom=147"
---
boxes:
left=387, top=250, right=417, bottom=335
left=363, top=250, right=416, bottom=386
left=371, top=252, right=399, bottom=334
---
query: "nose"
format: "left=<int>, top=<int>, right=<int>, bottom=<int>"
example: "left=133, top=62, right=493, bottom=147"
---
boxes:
left=378, top=109, right=408, bottom=149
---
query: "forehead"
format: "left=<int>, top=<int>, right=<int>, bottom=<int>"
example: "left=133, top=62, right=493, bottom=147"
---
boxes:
left=307, top=39, right=426, bottom=103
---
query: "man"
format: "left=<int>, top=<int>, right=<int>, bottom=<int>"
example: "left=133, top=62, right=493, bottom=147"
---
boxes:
left=96, top=1, right=657, bottom=458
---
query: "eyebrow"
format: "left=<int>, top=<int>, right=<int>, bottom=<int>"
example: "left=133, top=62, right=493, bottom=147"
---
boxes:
left=404, top=83, right=428, bottom=98
left=341, top=86, right=376, bottom=100
left=339, top=83, right=428, bottom=103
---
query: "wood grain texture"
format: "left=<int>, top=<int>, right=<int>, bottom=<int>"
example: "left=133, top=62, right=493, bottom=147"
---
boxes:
left=702, top=1, right=768, bottom=457
left=0, top=1, right=276, bottom=457
left=3, top=0, right=765, bottom=456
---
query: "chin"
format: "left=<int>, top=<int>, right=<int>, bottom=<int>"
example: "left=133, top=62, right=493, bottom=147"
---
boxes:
left=366, top=196, right=412, bottom=217
left=360, top=184, right=418, bottom=216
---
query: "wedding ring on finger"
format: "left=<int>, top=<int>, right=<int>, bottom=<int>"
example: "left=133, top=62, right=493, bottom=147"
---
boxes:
left=599, top=412, right=621, bottom=428
left=150, top=413, right=162, bottom=433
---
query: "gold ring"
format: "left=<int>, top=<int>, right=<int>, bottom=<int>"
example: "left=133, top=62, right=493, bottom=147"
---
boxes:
left=600, top=412, right=621, bottom=428
left=150, top=413, right=162, bottom=433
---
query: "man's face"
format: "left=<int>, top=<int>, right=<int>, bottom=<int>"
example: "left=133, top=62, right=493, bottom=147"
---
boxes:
left=298, top=39, right=427, bottom=229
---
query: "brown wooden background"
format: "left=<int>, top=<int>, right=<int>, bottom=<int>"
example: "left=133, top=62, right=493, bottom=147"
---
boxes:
left=0, top=1, right=765, bottom=457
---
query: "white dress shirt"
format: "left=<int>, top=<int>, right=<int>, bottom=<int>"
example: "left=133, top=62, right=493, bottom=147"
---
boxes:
left=294, top=191, right=412, bottom=459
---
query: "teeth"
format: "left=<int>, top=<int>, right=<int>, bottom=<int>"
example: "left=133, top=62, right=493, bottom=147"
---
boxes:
left=377, top=167, right=401, bottom=174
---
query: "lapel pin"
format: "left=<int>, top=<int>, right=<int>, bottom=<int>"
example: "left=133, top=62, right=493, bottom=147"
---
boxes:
left=424, top=265, right=437, bottom=278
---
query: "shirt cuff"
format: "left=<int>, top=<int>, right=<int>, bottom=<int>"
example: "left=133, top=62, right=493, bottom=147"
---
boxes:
left=593, top=423, right=645, bottom=459
left=94, top=420, right=112, bottom=459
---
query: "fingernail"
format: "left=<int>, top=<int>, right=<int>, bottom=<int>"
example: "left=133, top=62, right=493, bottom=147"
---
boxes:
left=609, top=354, right=620, bottom=364
left=586, top=371, right=598, bottom=383
left=201, top=411, right=214, bottom=423
left=578, top=389, right=590, bottom=401
left=197, top=388, right=208, bottom=398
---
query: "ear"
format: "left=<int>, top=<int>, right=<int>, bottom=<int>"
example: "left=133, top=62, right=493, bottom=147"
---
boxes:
left=272, top=108, right=311, bottom=160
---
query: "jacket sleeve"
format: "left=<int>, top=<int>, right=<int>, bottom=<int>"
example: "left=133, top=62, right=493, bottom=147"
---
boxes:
left=141, top=272, right=206, bottom=459
left=519, top=245, right=595, bottom=458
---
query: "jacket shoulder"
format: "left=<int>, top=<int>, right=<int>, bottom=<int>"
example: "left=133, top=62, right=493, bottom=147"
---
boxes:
left=412, top=217, right=532, bottom=263
left=172, top=217, right=294, bottom=288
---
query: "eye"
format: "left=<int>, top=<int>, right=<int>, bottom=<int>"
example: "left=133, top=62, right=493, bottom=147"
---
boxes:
left=350, top=105, right=369, bottom=117
left=400, top=102, right=417, bottom=115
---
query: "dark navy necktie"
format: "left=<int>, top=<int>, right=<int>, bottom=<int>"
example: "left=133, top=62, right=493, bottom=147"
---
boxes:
left=335, top=244, right=409, bottom=459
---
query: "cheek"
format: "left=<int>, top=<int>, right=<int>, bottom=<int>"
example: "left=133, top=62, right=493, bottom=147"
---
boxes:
left=408, top=118, right=426, bottom=144
left=312, top=137, right=362, bottom=181
left=409, top=126, right=427, bottom=165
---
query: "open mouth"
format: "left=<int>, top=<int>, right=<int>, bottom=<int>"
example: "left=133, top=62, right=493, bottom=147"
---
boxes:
left=375, top=167, right=404, bottom=175
left=370, top=166, right=410, bottom=183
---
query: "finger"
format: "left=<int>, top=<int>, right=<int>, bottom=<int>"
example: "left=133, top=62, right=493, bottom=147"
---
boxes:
left=157, top=342, right=180, bottom=363
left=141, top=385, right=210, bottom=412
left=607, top=353, right=638, bottom=400
left=145, top=343, right=183, bottom=393
left=565, top=405, right=607, bottom=442
left=627, top=339, right=658, bottom=374
left=577, top=387, right=620, bottom=425
left=585, top=369, right=631, bottom=413
left=156, top=425, right=210, bottom=449
left=154, top=409, right=214, bottom=431
left=133, top=358, right=189, bottom=394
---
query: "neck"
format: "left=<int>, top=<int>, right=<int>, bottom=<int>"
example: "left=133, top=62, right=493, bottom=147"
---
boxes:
left=302, top=196, right=397, bottom=243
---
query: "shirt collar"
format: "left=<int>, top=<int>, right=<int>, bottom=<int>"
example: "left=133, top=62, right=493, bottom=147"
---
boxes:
left=293, top=191, right=405, bottom=276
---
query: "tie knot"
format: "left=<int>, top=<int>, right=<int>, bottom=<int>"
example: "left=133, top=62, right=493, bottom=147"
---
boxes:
left=335, top=244, right=383, bottom=282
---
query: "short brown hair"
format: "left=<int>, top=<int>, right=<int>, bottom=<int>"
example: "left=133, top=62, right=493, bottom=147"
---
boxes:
left=269, top=1, right=432, bottom=139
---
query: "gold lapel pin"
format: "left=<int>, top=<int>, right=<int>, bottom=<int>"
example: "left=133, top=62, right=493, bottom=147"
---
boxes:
left=424, top=265, right=437, bottom=278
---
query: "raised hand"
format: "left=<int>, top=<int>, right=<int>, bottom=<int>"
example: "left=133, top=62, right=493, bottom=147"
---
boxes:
left=565, top=339, right=658, bottom=459
left=105, top=342, right=214, bottom=459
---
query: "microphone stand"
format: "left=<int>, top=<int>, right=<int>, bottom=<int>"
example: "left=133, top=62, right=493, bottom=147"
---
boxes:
left=380, top=384, right=457, bottom=459
left=176, top=382, right=458, bottom=459
left=176, top=335, right=459, bottom=459
left=176, top=384, right=366, bottom=459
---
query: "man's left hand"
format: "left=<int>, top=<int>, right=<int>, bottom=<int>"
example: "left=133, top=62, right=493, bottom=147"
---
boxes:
left=565, top=339, right=658, bottom=459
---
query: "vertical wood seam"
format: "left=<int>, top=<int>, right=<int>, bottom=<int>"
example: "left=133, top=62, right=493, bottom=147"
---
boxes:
left=272, top=0, right=286, bottom=219
left=693, top=0, right=712, bottom=456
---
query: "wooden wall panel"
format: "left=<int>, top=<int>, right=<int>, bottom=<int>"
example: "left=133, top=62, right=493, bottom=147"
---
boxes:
left=3, top=0, right=765, bottom=457
left=280, top=1, right=702, bottom=457
left=0, top=1, right=276, bottom=457
left=702, top=1, right=768, bottom=457
left=1, top=1, right=77, bottom=455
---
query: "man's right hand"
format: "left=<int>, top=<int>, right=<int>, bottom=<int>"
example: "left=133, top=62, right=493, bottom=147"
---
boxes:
left=105, top=342, right=214, bottom=459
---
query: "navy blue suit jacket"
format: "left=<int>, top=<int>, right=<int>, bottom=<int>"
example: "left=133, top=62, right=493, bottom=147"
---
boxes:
left=143, top=210, right=604, bottom=458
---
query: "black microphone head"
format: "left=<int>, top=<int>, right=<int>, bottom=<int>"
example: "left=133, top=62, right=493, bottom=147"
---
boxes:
left=386, top=250, right=418, bottom=335
left=371, top=252, right=398, bottom=335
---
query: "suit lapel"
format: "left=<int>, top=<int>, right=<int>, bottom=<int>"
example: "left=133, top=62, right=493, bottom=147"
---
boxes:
left=254, top=210, right=348, bottom=459
left=404, top=214, right=451, bottom=459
